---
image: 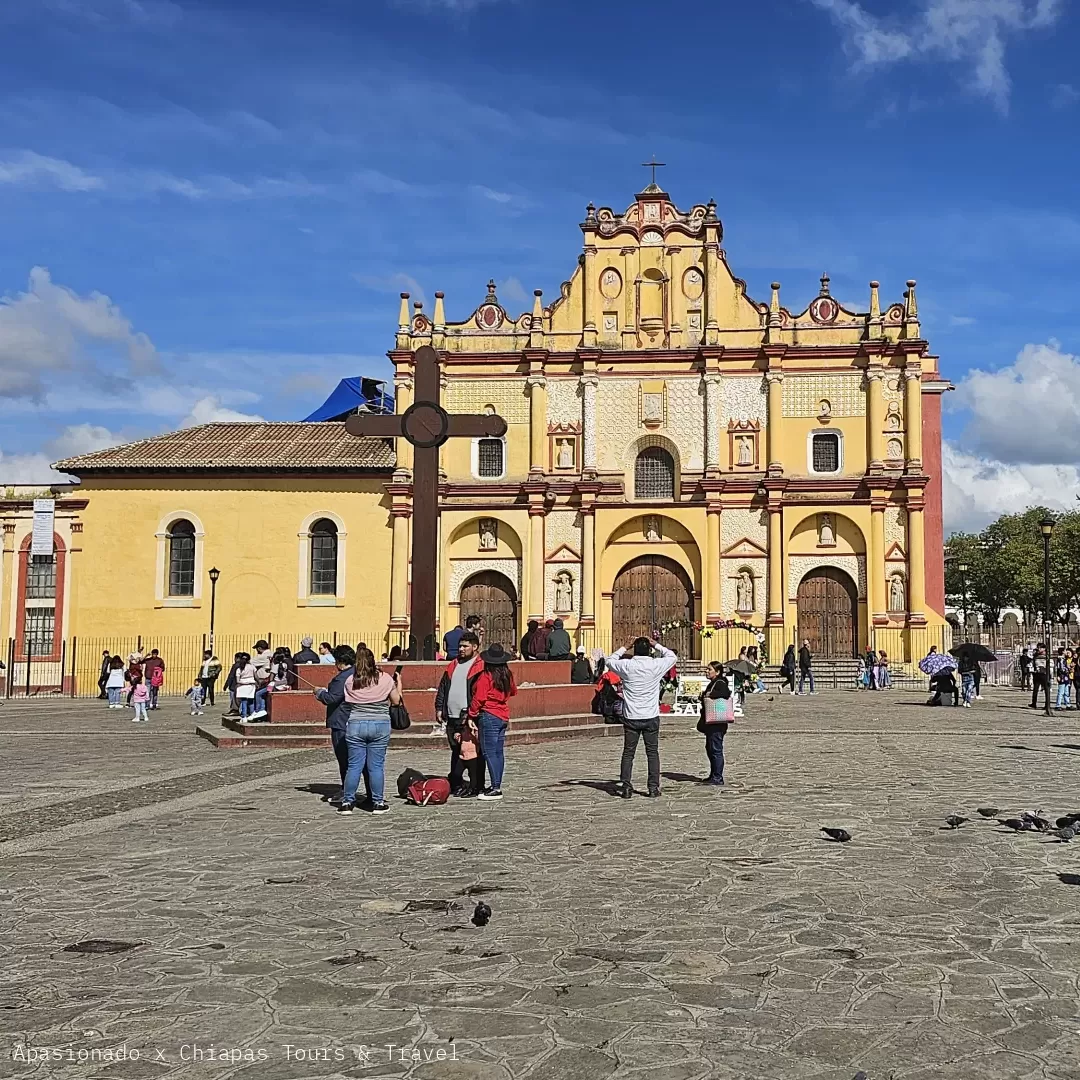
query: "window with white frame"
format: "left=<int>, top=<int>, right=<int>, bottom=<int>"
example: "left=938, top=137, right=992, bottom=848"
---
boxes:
left=309, top=519, right=338, bottom=595
left=809, top=431, right=842, bottom=474
left=167, top=519, right=196, bottom=596
left=474, top=437, right=506, bottom=479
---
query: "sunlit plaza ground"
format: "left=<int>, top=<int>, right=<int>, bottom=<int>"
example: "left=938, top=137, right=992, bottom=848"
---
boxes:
left=3, top=686, right=1080, bottom=1080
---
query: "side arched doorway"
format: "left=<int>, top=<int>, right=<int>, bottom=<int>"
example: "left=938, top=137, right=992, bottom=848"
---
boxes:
left=459, top=571, right=518, bottom=648
left=797, top=568, right=858, bottom=657
left=612, top=555, right=697, bottom=659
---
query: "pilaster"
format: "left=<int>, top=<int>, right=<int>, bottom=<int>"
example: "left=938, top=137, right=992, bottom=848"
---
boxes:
left=388, top=498, right=411, bottom=630
left=866, top=366, right=885, bottom=473
left=763, top=355, right=786, bottom=477
left=907, top=494, right=928, bottom=626
left=525, top=360, right=548, bottom=476
left=705, top=501, right=722, bottom=622
left=579, top=497, right=596, bottom=627
left=904, top=362, right=923, bottom=474
left=527, top=499, right=546, bottom=622
left=869, top=495, right=887, bottom=627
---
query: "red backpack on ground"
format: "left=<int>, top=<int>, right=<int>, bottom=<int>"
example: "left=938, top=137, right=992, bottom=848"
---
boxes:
left=406, top=778, right=451, bottom=806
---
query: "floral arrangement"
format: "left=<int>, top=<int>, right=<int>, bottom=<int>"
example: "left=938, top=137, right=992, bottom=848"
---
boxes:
left=652, top=618, right=767, bottom=643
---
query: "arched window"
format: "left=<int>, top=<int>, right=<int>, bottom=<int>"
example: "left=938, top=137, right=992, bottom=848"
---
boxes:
left=634, top=446, right=675, bottom=500
left=309, top=518, right=338, bottom=595
left=167, top=519, right=196, bottom=596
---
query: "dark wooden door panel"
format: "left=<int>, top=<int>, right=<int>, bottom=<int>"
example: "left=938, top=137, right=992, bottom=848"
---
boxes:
left=460, top=571, right=517, bottom=649
left=797, top=568, right=857, bottom=657
left=611, top=555, right=696, bottom=659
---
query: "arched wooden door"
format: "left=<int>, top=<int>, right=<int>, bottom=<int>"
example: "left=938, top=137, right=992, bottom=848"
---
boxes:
left=611, top=555, right=697, bottom=659
left=459, top=571, right=518, bottom=649
left=796, top=568, right=857, bottom=657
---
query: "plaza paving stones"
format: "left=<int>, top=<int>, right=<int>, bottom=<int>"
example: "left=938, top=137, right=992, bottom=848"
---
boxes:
left=3, top=688, right=1080, bottom=1079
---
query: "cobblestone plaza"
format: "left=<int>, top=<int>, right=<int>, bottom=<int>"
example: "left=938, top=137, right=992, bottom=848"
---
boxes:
left=3, top=688, right=1080, bottom=1080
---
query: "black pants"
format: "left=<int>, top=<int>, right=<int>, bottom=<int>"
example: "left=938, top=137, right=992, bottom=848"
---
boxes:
left=1031, top=673, right=1050, bottom=710
left=973, top=667, right=982, bottom=696
left=620, top=716, right=661, bottom=792
left=97, top=675, right=109, bottom=699
left=447, top=725, right=484, bottom=793
left=1021, top=669, right=1031, bottom=689
left=781, top=670, right=795, bottom=692
left=199, top=678, right=216, bottom=706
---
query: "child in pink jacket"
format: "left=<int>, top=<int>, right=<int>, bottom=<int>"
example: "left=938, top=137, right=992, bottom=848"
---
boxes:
left=131, top=678, right=150, bottom=723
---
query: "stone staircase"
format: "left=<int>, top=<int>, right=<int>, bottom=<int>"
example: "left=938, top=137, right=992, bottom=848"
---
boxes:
left=195, top=659, right=618, bottom=750
left=759, top=659, right=928, bottom=690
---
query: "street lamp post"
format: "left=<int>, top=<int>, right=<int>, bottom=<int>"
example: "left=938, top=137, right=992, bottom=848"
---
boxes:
left=1039, top=517, right=1055, bottom=717
left=208, top=566, right=221, bottom=652
left=958, top=561, right=970, bottom=640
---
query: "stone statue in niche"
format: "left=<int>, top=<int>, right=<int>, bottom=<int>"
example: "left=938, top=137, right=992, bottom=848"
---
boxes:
left=889, top=574, right=906, bottom=612
left=737, top=435, right=754, bottom=465
left=555, top=572, right=573, bottom=613
left=644, top=516, right=661, bottom=543
left=818, top=399, right=832, bottom=419
left=818, top=514, right=836, bottom=547
left=886, top=413, right=902, bottom=430
left=642, top=392, right=664, bottom=423
left=478, top=518, right=497, bottom=551
left=736, top=570, right=754, bottom=612
left=887, top=438, right=904, bottom=460
left=557, top=438, right=575, bottom=470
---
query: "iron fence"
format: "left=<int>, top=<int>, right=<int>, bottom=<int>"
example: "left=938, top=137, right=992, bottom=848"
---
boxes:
left=1, top=630, right=392, bottom=699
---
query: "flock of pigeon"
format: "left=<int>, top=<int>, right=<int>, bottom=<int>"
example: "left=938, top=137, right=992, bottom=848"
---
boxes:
left=822, top=808, right=1080, bottom=845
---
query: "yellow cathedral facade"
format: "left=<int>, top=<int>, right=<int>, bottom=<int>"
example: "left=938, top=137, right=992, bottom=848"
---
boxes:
left=2, top=180, right=949, bottom=673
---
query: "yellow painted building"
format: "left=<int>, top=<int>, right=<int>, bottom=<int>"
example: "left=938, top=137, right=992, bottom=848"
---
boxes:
left=2, top=181, right=949, bottom=673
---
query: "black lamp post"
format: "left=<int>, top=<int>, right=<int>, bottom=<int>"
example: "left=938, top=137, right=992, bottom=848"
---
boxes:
left=208, top=566, right=221, bottom=651
left=1039, top=517, right=1055, bottom=716
left=958, top=561, right=970, bottom=639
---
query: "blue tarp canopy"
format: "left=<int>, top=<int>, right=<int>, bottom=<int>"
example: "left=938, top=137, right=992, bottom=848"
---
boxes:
left=304, top=377, right=392, bottom=422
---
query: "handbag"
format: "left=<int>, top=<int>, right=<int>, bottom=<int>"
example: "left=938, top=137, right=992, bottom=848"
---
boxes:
left=389, top=702, right=411, bottom=731
left=703, top=695, right=735, bottom=724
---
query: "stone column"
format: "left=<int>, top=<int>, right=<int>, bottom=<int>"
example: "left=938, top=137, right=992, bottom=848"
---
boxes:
left=1, top=522, right=15, bottom=643
left=389, top=508, right=410, bottom=628
left=580, top=375, right=598, bottom=474
left=870, top=500, right=886, bottom=626
left=527, top=375, right=547, bottom=475
left=705, top=503, right=722, bottom=622
left=904, top=363, right=923, bottom=473
left=768, top=505, right=784, bottom=623
left=704, top=239, right=720, bottom=346
left=621, top=245, right=637, bottom=349
left=528, top=505, right=546, bottom=621
left=765, top=371, right=784, bottom=475
left=394, top=375, right=414, bottom=475
left=907, top=502, right=927, bottom=624
left=582, top=244, right=597, bottom=349
left=580, top=506, right=595, bottom=625
left=704, top=375, right=721, bottom=476
left=866, top=367, right=885, bottom=470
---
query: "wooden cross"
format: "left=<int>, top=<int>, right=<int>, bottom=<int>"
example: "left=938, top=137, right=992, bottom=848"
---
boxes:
left=345, top=345, right=507, bottom=660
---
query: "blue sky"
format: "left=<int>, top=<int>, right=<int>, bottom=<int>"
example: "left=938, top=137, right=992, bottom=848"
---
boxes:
left=1, top=0, right=1078, bottom=532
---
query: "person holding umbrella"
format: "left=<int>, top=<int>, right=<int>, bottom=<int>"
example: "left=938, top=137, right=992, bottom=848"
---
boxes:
left=725, top=656, right=756, bottom=709
left=950, top=642, right=997, bottom=708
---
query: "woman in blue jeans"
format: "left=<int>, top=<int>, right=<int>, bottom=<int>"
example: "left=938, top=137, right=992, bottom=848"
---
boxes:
left=467, top=644, right=517, bottom=801
left=338, top=646, right=402, bottom=815
left=696, top=662, right=732, bottom=786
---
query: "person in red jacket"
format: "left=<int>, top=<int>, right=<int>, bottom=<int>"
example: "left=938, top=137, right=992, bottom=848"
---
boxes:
left=433, top=633, right=485, bottom=797
left=468, top=643, right=517, bottom=801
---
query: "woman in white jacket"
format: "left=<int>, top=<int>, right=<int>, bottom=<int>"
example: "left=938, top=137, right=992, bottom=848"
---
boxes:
left=234, top=652, right=258, bottom=719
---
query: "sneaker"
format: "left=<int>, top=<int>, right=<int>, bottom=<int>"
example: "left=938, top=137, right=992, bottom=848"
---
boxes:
left=477, top=788, right=503, bottom=801
left=809, top=692, right=819, bottom=696
left=247, top=709, right=268, bottom=721
left=329, top=793, right=344, bottom=806
left=976, top=695, right=984, bottom=700
left=705, top=778, right=725, bottom=787
left=370, top=803, right=390, bottom=815
left=963, top=702, right=971, bottom=708
left=431, top=721, right=447, bottom=737
left=131, top=716, right=141, bottom=723
left=337, top=802, right=355, bottom=815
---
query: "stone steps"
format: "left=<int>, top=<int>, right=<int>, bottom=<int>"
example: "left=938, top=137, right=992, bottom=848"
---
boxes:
left=195, top=712, right=618, bottom=750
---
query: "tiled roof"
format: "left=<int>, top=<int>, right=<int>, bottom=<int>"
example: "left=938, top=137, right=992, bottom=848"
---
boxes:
left=53, top=422, right=396, bottom=473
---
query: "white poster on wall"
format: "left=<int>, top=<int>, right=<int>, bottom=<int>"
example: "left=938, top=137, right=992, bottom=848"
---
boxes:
left=31, top=499, right=55, bottom=556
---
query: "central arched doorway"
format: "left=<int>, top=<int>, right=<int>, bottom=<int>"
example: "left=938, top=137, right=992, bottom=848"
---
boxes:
left=459, top=571, right=518, bottom=648
left=612, top=555, right=696, bottom=658
left=796, top=567, right=857, bottom=657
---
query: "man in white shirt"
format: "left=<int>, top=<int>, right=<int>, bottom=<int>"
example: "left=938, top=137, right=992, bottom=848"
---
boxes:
left=604, top=638, right=677, bottom=799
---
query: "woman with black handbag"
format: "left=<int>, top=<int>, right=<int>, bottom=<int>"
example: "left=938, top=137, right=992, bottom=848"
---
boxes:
left=338, top=646, right=402, bottom=816
left=697, top=661, right=733, bottom=787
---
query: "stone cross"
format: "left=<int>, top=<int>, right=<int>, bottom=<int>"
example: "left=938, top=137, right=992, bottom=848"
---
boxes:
left=345, top=345, right=507, bottom=660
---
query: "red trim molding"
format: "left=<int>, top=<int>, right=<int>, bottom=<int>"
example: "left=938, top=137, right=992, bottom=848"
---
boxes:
left=15, top=532, right=66, bottom=663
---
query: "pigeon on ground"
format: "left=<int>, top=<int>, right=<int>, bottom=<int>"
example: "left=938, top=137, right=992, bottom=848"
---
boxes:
left=945, top=816, right=968, bottom=829
left=998, top=818, right=1028, bottom=831
left=1055, top=826, right=1076, bottom=843
left=853, top=1073, right=868, bottom=1080
left=471, top=902, right=492, bottom=927
left=1029, top=816, right=1051, bottom=832
left=821, top=827, right=852, bottom=843
left=1055, top=816, right=1076, bottom=830
left=976, top=807, right=1000, bottom=818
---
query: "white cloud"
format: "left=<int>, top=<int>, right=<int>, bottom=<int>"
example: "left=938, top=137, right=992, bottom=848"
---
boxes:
left=953, top=341, right=1080, bottom=464
left=181, top=396, right=265, bottom=428
left=0, top=151, right=103, bottom=192
left=0, top=449, right=69, bottom=486
left=942, top=441, right=1078, bottom=534
left=471, top=184, right=514, bottom=204
left=0, top=267, right=157, bottom=400
left=355, top=272, right=427, bottom=310
left=810, top=0, right=1064, bottom=111
left=1051, top=82, right=1080, bottom=108
left=498, top=276, right=528, bottom=305
left=0, top=423, right=124, bottom=485
left=949, top=314, right=976, bottom=327
left=46, top=423, right=121, bottom=458
left=391, top=0, right=509, bottom=11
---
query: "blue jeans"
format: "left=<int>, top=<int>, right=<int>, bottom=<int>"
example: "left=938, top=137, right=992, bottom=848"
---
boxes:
left=344, top=718, right=391, bottom=805
left=798, top=670, right=815, bottom=693
left=1056, top=682, right=1072, bottom=708
left=254, top=687, right=270, bottom=713
left=107, top=687, right=122, bottom=705
left=961, top=672, right=975, bottom=704
left=704, top=724, right=727, bottom=782
left=478, top=712, right=507, bottom=790
left=239, top=696, right=256, bottom=718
